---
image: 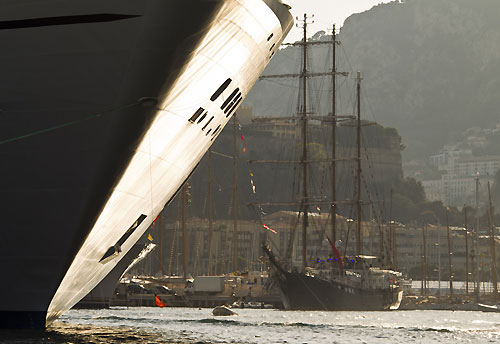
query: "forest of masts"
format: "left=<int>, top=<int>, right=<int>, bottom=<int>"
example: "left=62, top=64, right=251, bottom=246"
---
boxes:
left=135, top=14, right=500, bottom=303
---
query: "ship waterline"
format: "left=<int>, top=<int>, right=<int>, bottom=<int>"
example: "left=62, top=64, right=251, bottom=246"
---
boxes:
left=0, top=0, right=292, bottom=329
left=277, top=270, right=403, bottom=311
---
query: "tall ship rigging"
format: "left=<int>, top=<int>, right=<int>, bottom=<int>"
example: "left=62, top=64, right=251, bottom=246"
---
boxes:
left=259, top=15, right=403, bottom=311
left=0, top=0, right=293, bottom=329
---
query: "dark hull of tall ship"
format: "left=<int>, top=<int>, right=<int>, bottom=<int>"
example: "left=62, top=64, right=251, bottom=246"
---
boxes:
left=0, top=0, right=292, bottom=329
left=264, top=247, right=402, bottom=311
left=275, top=270, right=402, bottom=311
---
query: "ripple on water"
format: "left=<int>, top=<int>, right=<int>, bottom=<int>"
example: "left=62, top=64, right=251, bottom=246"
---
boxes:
left=0, top=324, right=166, bottom=344
left=5, top=309, right=500, bottom=344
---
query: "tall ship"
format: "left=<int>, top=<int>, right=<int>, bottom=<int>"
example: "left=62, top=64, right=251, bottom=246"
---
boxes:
left=0, top=0, right=293, bottom=329
left=258, top=16, right=402, bottom=311
left=264, top=246, right=403, bottom=311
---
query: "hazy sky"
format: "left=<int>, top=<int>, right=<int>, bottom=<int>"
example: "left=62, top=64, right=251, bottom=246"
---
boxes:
left=283, top=0, right=392, bottom=41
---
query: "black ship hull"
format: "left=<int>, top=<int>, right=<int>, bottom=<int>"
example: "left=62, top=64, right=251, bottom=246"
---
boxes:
left=0, top=0, right=292, bottom=328
left=276, top=270, right=402, bottom=311
left=264, top=246, right=402, bottom=311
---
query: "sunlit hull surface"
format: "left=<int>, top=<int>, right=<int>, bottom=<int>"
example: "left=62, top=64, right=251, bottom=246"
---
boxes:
left=0, top=0, right=292, bottom=329
left=74, top=231, right=155, bottom=309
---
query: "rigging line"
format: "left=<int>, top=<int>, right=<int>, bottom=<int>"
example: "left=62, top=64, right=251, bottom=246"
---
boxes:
left=360, top=132, right=381, bottom=190
left=0, top=101, right=138, bottom=146
left=339, top=41, right=357, bottom=78
left=193, top=231, right=203, bottom=276
left=360, top=171, right=391, bottom=258
left=318, top=161, right=328, bottom=204
left=212, top=151, right=234, bottom=159
left=336, top=77, right=347, bottom=114
left=314, top=44, right=332, bottom=115
left=296, top=272, right=329, bottom=311
left=252, top=207, right=280, bottom=258
left=359, top=140, right=385, bottom=221
left=314, top=212, right=332, bottom=258
left=340, top=164, right=357, bottom=257
left=285, top=211, right=301, bottom=264
left=259, top=78, right=301, bottom=89
left=336, top=43, right=359, bottom=112
left=362, top=87, right=378, bottom=123
left=359, top=96, right=385, bottom=156
left=268, top=124, right=286, bottom=201
left=360, top=131, right=385, bottom=215
left=339, top=77, right=356, bottom=116
left=168, top=209, right=179, bottom=275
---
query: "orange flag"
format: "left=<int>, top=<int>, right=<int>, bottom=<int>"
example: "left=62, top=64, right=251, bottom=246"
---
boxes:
left=155, top=294, right=166, bottom=308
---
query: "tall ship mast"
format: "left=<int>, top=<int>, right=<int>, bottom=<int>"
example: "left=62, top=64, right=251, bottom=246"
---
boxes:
left=261, top=16, right=403, bottom=311
left=0, top=0, right=293, bottom=329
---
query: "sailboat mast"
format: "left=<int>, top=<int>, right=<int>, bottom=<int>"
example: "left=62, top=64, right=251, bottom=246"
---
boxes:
left=422, top=225, right=428, bottom=296
left=233, top=116, right=239, bottom=272
left=208, top=148, right=214, bottom=275
left=182, top=183, right=188, bottom=280
left=446, top=212, right=453, bottom=297
left=487, top=181, right=498, bottom=302
left=159, top=212, right=163, bottom=275
left=390, top=188, right=397, bottom=269
left=464, top=206, right=469, bottom=295
left=475, top=173, right=480, bottom=302
left=331, top=25, right=337, bottom=244
left=300, top=14, right=310, bottom=271
left=356, top=71, right=362, bottom=256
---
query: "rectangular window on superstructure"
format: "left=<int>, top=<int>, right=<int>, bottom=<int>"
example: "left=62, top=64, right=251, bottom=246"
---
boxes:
left=202, top=116, right=214, bottom=131
left=224, top=92, right=241, bottom=115
left=210, top=78, right=232, bottom=101
left=117, top=214, right=147, bottom=246
left=189, top=107, right=204, bottom=123
left=100, top=214, right=147, bottom=263
left=267, top=33, right=274, bottom=41
left=197, top=111, right=207, bottom=124
left=225, top=93, right=242, bottom=116
left=227, top=96, right=243, bottom=117
left=221, top=88, right=240, bottom=111
left=211, top=124, right=221, bottom=136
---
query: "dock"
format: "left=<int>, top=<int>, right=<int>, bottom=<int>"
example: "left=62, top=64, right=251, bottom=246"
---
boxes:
left=110, top=293, right=283, bottom=309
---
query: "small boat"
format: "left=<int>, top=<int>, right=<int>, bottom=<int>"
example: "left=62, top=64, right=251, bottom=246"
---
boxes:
left=212, top=305, right=237, bottom=316
left=477, top=303, right=500, bottom=312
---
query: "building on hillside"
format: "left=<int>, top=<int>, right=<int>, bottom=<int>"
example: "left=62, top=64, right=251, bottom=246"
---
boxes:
left=422, top=174, right=494, bottom=207
left=452, top=156, right=500, bottom=177
left=421, top=179, right=444, bottom=202
left=429, top=148, right=470, bottom=171
left=250, top=119, right=304, bottom=140
left=423, top=150, right=500, bottom=207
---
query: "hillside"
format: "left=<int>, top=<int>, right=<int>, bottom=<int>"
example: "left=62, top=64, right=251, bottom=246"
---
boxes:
left=244, top=0, right=500, bottom=161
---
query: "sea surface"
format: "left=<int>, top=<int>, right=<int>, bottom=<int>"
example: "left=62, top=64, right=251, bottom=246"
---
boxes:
left=1, top=307, right=500, bottom=343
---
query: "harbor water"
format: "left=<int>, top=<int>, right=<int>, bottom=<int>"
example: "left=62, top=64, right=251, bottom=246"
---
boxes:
left=2, top=308, right=500, bottom=343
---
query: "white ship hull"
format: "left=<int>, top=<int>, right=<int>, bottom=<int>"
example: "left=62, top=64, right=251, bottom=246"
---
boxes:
left=0, top=0, right=292, bottom=328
